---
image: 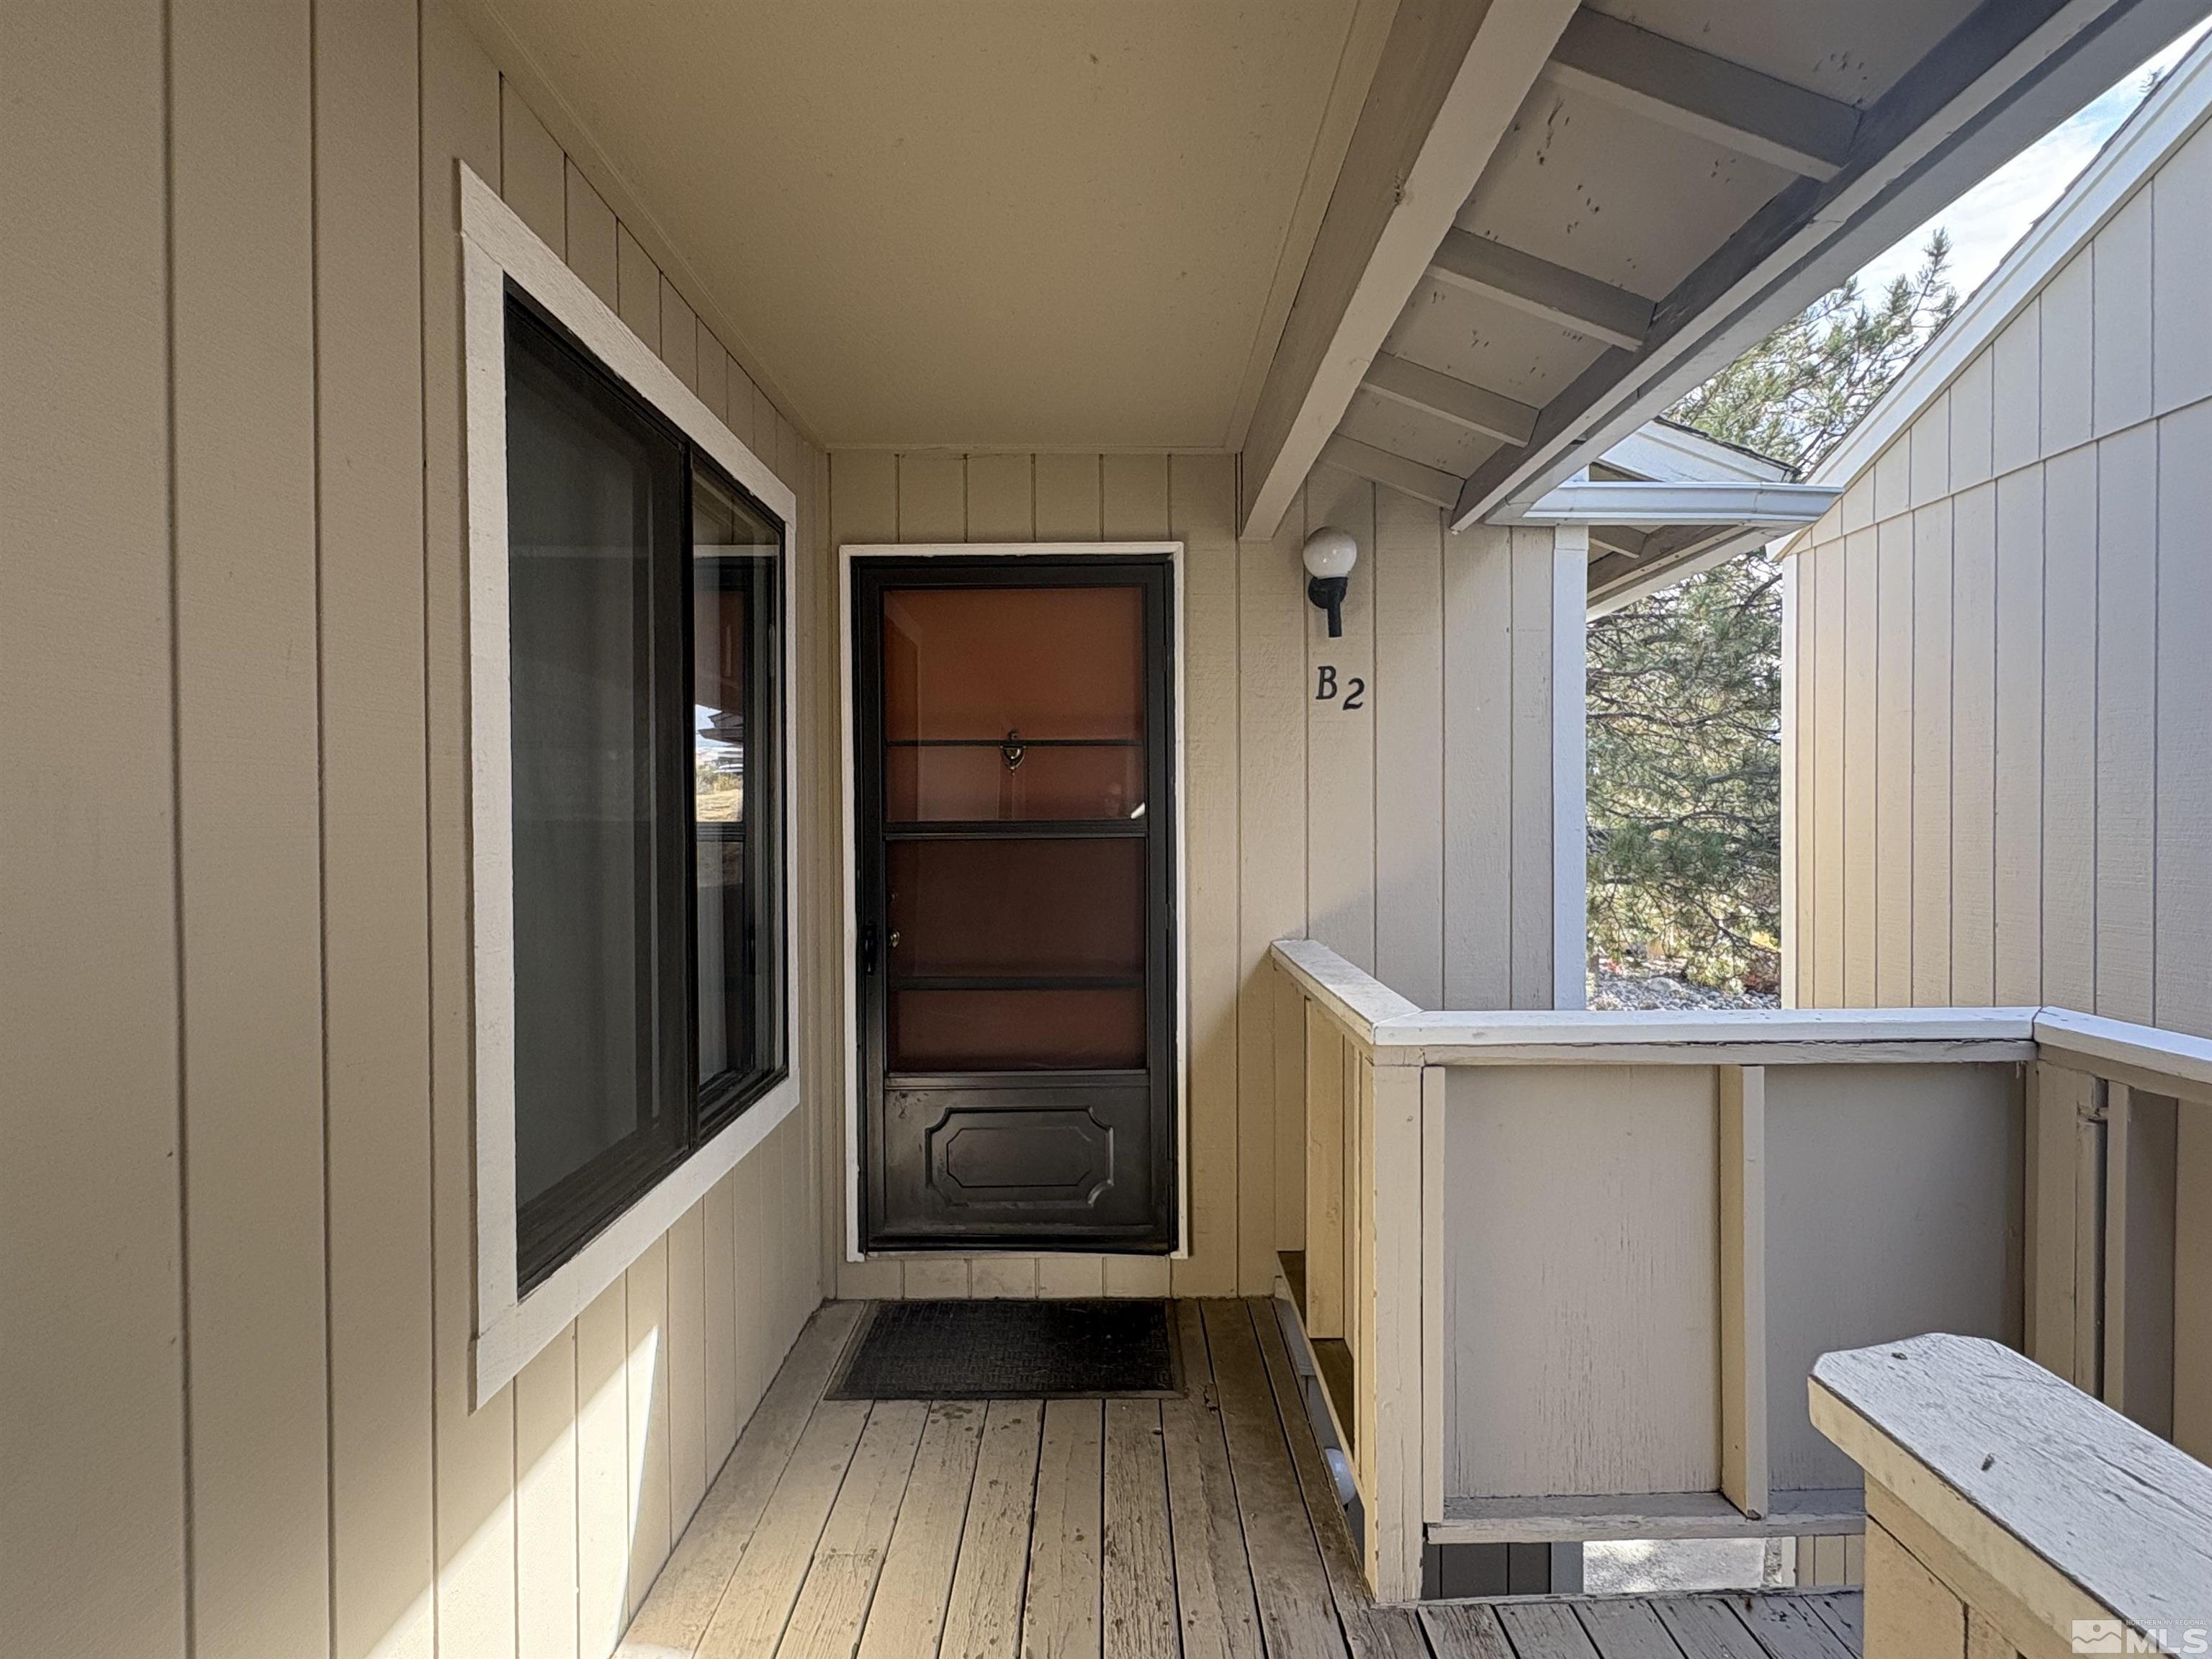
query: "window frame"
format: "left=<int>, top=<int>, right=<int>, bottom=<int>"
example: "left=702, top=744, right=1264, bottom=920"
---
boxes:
left=460, top=164, right=801, bottom=1407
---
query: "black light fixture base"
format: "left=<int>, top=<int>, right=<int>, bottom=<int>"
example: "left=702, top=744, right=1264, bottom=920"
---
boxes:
left=1308, top=574, right=1348, bottom=638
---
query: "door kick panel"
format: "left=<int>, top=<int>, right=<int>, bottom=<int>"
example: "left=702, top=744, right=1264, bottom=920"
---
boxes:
left=872, top=1085, right=1159, bottom=1247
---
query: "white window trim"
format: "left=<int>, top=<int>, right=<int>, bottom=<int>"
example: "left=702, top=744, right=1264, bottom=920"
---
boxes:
left=459, top=163, right=802, bottom=1407
left=835, top=541, right=1190, bottom=1264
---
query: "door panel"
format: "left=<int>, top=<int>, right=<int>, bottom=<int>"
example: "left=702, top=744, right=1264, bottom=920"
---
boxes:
left=881, top=1083, right=1157, bottom=1238
left=889, top=989, right=1148, bottom=1073
left=886, top=837, right=1144, bottom=979
left=856, top=557, right=1175, bottom=1252
left=882, top=583, right=1144, bottom=739
left=886, top=742, right=1144, bottom=822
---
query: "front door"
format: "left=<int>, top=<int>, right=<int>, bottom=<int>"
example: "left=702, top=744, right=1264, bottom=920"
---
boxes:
left=853, top=555, right=1177, bottom=1253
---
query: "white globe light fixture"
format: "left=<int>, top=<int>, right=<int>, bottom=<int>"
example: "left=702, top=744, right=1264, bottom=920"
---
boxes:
left=1303, top=526, right=1358, bottom=638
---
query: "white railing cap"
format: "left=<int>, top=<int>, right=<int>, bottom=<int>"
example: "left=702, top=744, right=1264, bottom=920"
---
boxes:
left=1269, top=938, right=2212, bottom=1086
left=2033, top=1007, right=2212, bottom=1102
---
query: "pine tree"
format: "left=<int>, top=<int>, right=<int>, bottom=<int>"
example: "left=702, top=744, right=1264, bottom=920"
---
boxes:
left=1587, top=235, right=1958, bottom=992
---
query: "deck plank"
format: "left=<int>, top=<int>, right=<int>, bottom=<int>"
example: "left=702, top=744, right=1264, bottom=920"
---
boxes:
left=941, top=1400, right=1046, bottom=1659
left=1247, top=1298, right=1429, bottom=1659
left=1022, top=1398, right=1105, bottom=1659
left=1650, top=1596, right=1767, bottom=1659
left=696, top=1399, right=872, bottom=1658
left=1102, top=1400, right=1178, bottom=1659
left=647, top=1302, right=1861, bottom=1659
left=857, top=1400, right=988, bottom=1659
left=777, top=1401, right=930, bottom=1659
left=624, top=1301, right=865, bottom=1655
left=1735, top=1594, right=1856, bottom=1659
left=1496, top=1602, right=1602, bottom=1658
left=1418, top=1603, right=1514, bottom=1659
left=1201, top=1300, right=1350, bottom=1659
left=1161, top=1303, right=1266, bottom=1659
left=1804, top=1592, right=1862, bottom=1651
left=1570, top=1596, right=1688, bottom=1658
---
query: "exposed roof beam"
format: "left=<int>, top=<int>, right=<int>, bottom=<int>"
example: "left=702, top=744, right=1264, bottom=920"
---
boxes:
left=1455, top=0, right=2196, bottom=531
left=1318, top=435, right=1460, bottom=511
left=1236, top=0, right=1580, bottom=540
left=1503, top=479, right=1842, bottom=528
left=1429, top=229, right=1651, bottom=351
left=1362, top=352, right=1537, bottom=446
left=1542, top=10, right=1861, bottom=181
left=1588, top=524, right=1652, bottom=561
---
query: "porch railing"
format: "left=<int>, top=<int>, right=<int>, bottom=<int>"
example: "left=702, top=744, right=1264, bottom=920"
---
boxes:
left=1267, top=937, right=2212, bottom=1603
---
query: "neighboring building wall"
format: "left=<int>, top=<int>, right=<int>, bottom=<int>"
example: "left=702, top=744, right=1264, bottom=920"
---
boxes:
left=1, top=5, right=830, bottom=1658
left=1784, top=114, right=2212, bottom=1035
left=822, top=453, right=1583, bottom=1301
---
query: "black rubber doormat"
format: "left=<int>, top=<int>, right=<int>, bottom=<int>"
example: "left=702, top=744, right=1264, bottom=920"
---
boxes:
left=827, top=1298, right=1178, bottom=1400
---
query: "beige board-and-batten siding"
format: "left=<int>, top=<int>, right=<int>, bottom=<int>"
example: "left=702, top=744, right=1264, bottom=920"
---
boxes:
left=0, top=4, right=832, bottom=1658
left=824, top=452, right=1582, bottom=1302
left=1784, top=112, right=2212, bottom=1038
left=1780, top=95, right=2212, bottom=1476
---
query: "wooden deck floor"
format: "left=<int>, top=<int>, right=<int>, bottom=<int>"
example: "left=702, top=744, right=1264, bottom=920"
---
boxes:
left=619, top=1298, right=1862, bottom=1659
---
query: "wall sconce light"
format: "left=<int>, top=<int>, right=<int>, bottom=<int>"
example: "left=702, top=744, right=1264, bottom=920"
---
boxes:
left=1303, top=526, right=1358, bottom=638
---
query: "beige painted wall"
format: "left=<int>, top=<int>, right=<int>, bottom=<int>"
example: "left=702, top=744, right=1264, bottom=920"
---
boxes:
left=0, top=4, right=830, bottom=1658
left=1784, top=115, right=2212, bottom=1038
left=0, top=3, right=1584, bottom=1653
left=821, top=454, right=1581, bottom=1302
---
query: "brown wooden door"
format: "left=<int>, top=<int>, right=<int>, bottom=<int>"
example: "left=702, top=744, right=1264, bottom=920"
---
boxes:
left=853, top=556, right=1176, bottom=1252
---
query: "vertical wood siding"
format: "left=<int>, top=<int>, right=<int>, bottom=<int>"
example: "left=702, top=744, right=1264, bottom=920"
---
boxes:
left=824, top=455, right=1573, bottom=1302
left=4, top=1, right=1581, bottom=1647
left=0, top=4, right=828, bottom=1655
left=1786, top=121, right=2212, bottom=1039
left=1, top=4, right=186, bottom=1655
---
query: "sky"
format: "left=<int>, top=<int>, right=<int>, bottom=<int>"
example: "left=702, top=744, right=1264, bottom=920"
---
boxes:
left=1849, top=18, right=2212, bottom=305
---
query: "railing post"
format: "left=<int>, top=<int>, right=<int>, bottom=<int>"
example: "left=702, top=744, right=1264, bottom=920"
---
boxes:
left=1303, top=999, right=1345, bottom=1340
left=2026, top=1060, right=2105, bottom=1393
left=1719, top=1064, right=1769, bottom=1519
left=1359, top=1051, right=1427, bottom=1602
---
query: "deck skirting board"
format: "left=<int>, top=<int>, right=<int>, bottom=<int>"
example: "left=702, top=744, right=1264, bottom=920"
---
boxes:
left=1433, top=1489, right=1863, bottom=1545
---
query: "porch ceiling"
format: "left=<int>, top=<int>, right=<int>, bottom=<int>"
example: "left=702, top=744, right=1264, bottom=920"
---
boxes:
left=1242, top=0, right=2211, bottom=540
left=463, top=0, right=1385, bottom=452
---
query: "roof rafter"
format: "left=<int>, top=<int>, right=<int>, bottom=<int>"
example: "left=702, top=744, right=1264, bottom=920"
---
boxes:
left=1318, top=435, right=1460, bottom=511
left=1454, top=0, right=2195, bottom=531
left=1361, top=351, right=1537, bottom=446
left=1236, top=0, right=1581, bottom=540
left=1428, top=228, right=1652, bottom=351
left=1542, top=9, right=1861, bottom=181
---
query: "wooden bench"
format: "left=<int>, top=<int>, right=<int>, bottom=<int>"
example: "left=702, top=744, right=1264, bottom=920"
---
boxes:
left=1811, top=1333, right=2212, bottom=1657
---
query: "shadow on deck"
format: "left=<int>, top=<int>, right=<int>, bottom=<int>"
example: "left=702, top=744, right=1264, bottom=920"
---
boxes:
left=619, top=1297, right=1862, bottom=1659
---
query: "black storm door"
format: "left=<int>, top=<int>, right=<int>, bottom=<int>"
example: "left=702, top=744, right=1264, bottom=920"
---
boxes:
left=854, top=556, right=1177, bottom=1252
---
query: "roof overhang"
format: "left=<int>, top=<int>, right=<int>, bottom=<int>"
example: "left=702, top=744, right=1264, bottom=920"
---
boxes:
left=1498, top=480, right=1841, bottom=529
left=1238, top=0, right=2211, bottom=541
